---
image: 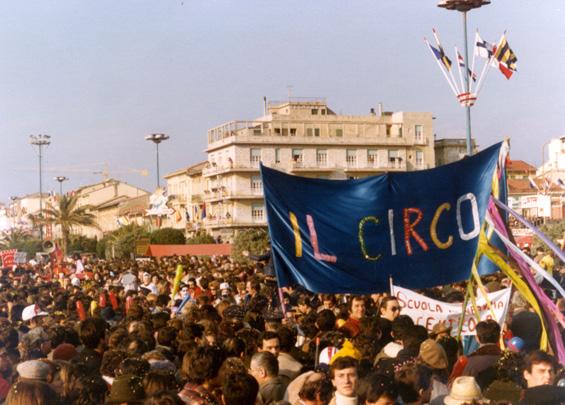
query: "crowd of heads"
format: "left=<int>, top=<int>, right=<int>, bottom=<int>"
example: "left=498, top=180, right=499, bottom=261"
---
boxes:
left=0, top=251, right=563, bottom=404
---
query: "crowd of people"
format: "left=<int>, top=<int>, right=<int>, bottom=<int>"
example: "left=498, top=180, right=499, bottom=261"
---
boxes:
left=0, top=249, right=564, bottom=405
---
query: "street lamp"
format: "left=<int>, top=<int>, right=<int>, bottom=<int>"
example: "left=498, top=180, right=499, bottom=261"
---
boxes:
left=29, top=134, right=51, bottom=241
left=438, top=0, right=490, bottom=156
left=54, top=176, right=69, bottom=195
left=145, top=133, right=170, bottom=188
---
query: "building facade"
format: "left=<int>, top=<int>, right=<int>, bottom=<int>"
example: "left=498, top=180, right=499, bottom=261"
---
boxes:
left=434, top=138, right=478, bottom=166
left=163, top=161, right=207, bottom=232
left=537, top=135, right=565, bottom=183
left=202, top=98, right=435, bottom=240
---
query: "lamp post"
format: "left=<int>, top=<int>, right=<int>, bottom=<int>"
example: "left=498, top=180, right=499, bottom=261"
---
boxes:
left=145, top=133, right=170, bottom=189
left=438, top=0, right=490, bottom=156
left=54, top=176, right=69, bottom=196
left=29, top=134, right=51, bottom=241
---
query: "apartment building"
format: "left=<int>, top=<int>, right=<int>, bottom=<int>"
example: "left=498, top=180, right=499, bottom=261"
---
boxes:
left=434, top=138, right=478, bottom=166
left=163, top=161, right=207, bottom=231
left=201, top=98, right=435, bottom=240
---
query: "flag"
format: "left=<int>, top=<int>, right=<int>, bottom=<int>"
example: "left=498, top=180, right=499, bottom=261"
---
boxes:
left=528, top=176, right=539, bottom=190
left=428, top=42, right=452, bottom=71
left=200, top=203, right=207, bottom=219
left=493, top=35, right=517, bottom=79
left=555, top=178, right=565, bottom=190
left=0, top=249, right=16, bottom=267
left=457, top=51, right=477, bottom=82
left=474, top=32, right=494, bottom=59
left=543, top=177, right=551, bottom=192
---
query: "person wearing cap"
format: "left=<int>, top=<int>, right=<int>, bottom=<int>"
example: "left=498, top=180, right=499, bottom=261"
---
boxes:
left=20, top=304, right=50, bottom=356
left=419, top=339, right=449, bottom=402
left=430, top=321, right=452, bottom=341
left=442, top=376, right=488, bottom=405
left=141, top=272, right=158, bottom=295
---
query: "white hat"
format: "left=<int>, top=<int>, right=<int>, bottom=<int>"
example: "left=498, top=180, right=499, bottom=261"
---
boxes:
left=220, top=282, right=230, bottom=290
left=16, top=360, right=50, bottom=380
left=444, top=376, right=488, bottom=405
left=22, top=304, right=48, bottom=322
left=318, top=346, right=338, bottom=365
left=71, top=277, right=81, bottom=287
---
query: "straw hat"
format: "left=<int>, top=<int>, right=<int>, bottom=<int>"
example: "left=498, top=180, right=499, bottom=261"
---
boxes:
left=444, top=376, right=489, bottom=405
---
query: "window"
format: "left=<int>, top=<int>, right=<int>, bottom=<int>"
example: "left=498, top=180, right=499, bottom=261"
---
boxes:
left=335, top=128, right=343, bottom=137
left=250, top=148, right=261, bottom=165
left=274, top=128, right=281, bottom=135
left=388, top=150, right=402, bottom=168
left=415, top=125, right=424, bottom=142
left=307, top=128, right=320, bottom=137
left=252, top=204, right=265, bottom=222
left=250, top=176, right=263, bottom=193
left=398, top=126, right=403, bottom=137
left=311, top=109, right=318, bottom=115
left=292, top=148, right=303, bottom=163
left=367, top=149, right=378, bottom=167
left=321, top=109, right=326, bottom=115
left=346, top=149, right=357, bottom=167
left=317, top=149, right=328, bottom=167
left=275, top=148, right=281, bottom=163
left=290, top=128, right=297, bottom=136
left=386, top=125, right=392, bottom=137
left=416, top=151, right=424, bottom=168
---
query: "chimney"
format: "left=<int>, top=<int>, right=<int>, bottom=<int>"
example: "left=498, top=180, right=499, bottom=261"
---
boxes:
left=370, top=108, right=376, bottom=116
left=263, top=96, right=267, bottom=116
left=377, top=102, right=383, bottom=117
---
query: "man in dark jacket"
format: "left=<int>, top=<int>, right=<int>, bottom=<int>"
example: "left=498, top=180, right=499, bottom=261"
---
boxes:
left=462, top=320, right=502, bottom=380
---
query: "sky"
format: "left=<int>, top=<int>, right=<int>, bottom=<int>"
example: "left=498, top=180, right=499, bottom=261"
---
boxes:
left=1, top=1, right=564, bottom=203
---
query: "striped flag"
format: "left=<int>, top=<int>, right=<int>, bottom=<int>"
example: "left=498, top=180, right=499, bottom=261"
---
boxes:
left=528, top=176, right=539, bottom=190
left=428, top=40, right=452, bottom=71
left=457, top=51, right=477, bottom=82
left=493, top=35, right=518, bottom=79
left=555, top=178, right=565, bottom=190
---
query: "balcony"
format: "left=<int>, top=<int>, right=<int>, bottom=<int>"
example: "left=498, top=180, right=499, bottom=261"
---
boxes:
left=203, top=164, right=259, bottom=177
left=206, top=133, right=410, bottom=151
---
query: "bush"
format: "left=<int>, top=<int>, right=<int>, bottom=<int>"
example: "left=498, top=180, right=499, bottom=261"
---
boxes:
left=186, top=231, right=216, bottom=245
left=150, top=227, right=186, bottom=245
left=532, top=220, right=565, bottom=253
left=68, top=235, right=98, bottom=254
left=105, top=224, right=150, bottom=259
left=232, top=228, right=270, bottom=263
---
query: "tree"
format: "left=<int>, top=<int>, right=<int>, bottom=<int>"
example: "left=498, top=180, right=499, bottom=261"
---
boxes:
left=68, top=235, right=98, bottom=254
left=186, top=231, right=216, bottom=245
left=232, top=228, right=270, bottom=263
left=150, top=228, right=186, bottom=244
left=531, top=220, right=565, bottom=253
left=105, top=224, right=150, bottom=259
left=0, top=229, right=42, bottom=258
left=31, top=194, right=98, bottom=255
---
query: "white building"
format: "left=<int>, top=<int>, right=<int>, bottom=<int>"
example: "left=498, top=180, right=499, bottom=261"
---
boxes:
left=202, top=98, right=435, bottom=240
left=537, top=136, right=565, bottom=183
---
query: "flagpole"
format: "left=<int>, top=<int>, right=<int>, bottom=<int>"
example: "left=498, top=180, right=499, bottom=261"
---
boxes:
left=470, top=31, right=478, bottom=93
left=462, top=11, right=473, bottom=156
left=454, top=46, right=465, bottom=93
left=433, top=28, right=461, bottom=94
left=425, top=38, right=459, bottom=97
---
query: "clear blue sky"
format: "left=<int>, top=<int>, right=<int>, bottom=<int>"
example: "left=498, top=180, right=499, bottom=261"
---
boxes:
left=1, top=1, right=563, bottom=203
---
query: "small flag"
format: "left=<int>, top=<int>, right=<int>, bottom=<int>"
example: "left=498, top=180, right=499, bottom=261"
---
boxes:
left=493, top=35, right=517, bottom=79
left=474, top=32, right=494, bottom=59
left=555, top=178, right=565, bottom=190
left=457, top=52, right=477, bottom=82
left=429, top=42, right=452, bottom=71
left=528, top=176, right=539, bottom=190
left=200, top=203, right=207, bottom=219
left=543, top=177, right=551, bottom=192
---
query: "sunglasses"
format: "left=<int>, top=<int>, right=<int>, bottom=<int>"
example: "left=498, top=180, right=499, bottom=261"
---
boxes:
left=391, top=306, right=400, bottom=311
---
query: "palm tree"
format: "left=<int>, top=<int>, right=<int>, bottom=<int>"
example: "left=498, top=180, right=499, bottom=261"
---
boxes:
left=32, top=194, right=98, bottom=255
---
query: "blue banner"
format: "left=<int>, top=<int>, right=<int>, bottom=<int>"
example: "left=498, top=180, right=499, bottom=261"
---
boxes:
left=261, top=142, right=502, bottom=294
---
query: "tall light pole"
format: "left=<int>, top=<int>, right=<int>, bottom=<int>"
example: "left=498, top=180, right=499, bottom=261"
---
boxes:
left=29, top=134, right=51, bottom=241
left=438, top=0, right=490, bottom=156
left=145, top=133, right=170, bottom=188
left=54, top=176, right=69, bottom=196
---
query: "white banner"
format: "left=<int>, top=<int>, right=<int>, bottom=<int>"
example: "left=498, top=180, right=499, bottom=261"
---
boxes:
left=391, top=284, right=512, bottom=336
